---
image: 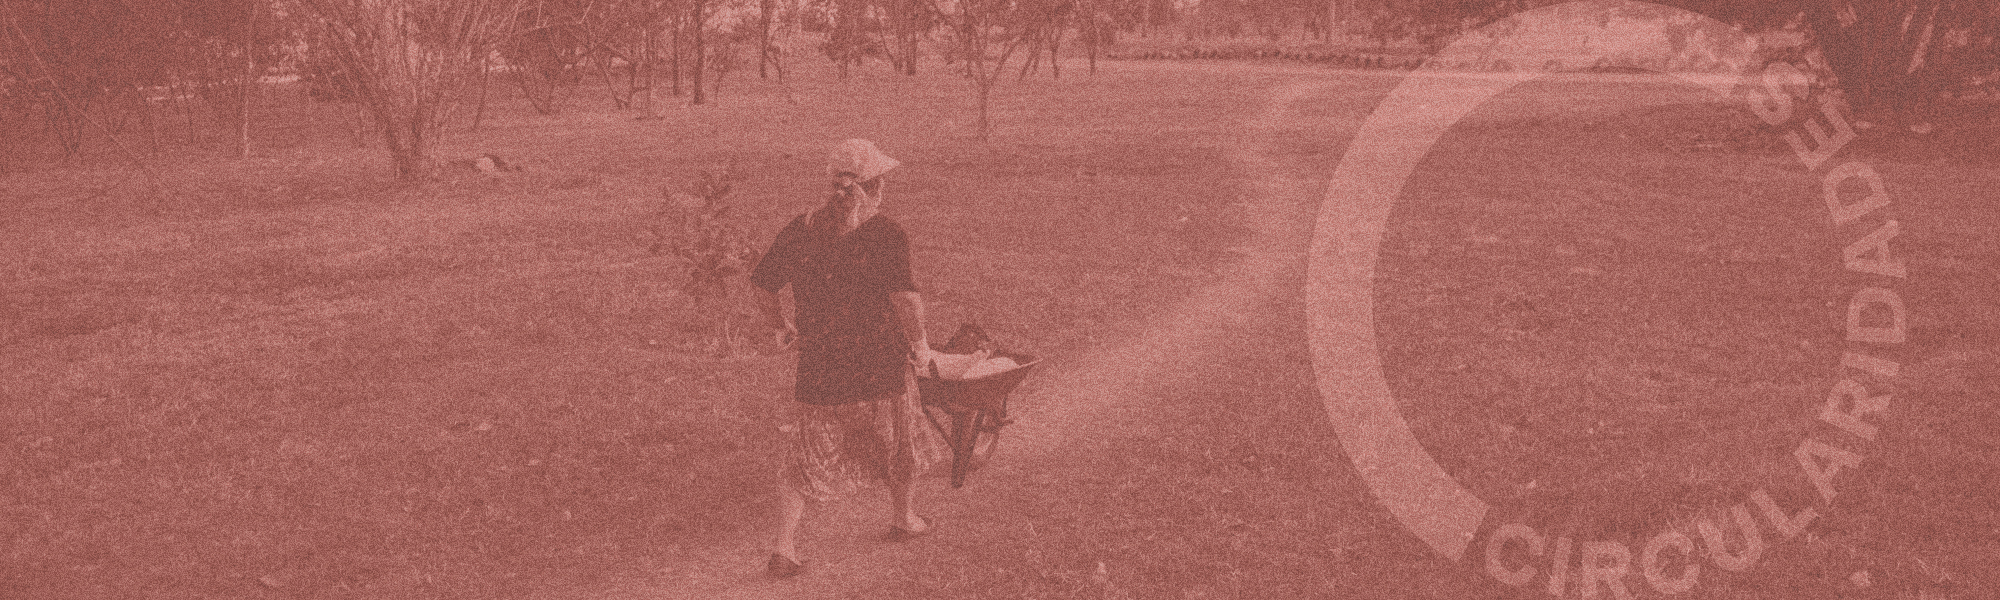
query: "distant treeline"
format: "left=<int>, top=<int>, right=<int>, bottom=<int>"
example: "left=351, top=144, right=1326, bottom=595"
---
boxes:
left=2, top=0, right=1990, bottom=177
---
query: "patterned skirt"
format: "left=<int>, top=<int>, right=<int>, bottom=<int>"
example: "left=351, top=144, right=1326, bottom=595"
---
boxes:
left=782, top=366, right=952, bottom=502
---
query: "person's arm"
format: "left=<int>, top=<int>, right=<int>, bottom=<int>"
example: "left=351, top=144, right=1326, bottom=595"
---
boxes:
left=749, top=217, right=803, bottom=349
left=758, top=285, right=797, bottom=349
left=874, top=219, right=930, bottom=367
left=892, top=290, right=932, bottom=367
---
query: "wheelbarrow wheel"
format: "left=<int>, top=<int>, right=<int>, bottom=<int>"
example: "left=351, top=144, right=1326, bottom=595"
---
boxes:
left=923, top=404, right=1006, bottom=488
left=949, top=408, right=1005, bottom=487
left=963, top=408, right=1003, bottom=473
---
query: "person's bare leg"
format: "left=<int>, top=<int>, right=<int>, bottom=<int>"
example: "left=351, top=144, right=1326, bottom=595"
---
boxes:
left=773, top=482, right=806, bottom=561
left=888, top=467, right=925, bottom=532
left=887, top=388, right=927, bottom=533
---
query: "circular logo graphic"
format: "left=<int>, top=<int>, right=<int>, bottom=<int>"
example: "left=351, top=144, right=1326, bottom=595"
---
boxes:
left=1306, top=1, right=1911, bottom=596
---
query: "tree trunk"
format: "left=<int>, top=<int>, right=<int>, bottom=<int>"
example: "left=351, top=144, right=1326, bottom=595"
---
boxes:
left=237, top=61, right=252, bottom=159
left=1328, top=0, right=1337, bottom=40
left=626, top=40, right=645, bottom=105
left=1323, top=0, right=1335, bottom=41
left=1018, top=29, right=1040, bottom=80
left=671, top=10, right=683, bottom=96
left=640, top=8, right=656, bottom=116
left=769, top=0, right=790, bottom=85
left=893, top=0, right=918, bottom=76
left=168, top=80, right=195, bottom=145
left=1049, top=21, right=1062, bottom=79
left=237, top=3, right=258, bottom=159
left=596, top=51, right=625, bottom=109
left=692, top=0, right=707, bottom=105
left=834, top=0, right=855, bottom=79
left=376, top=104, right=431, bottom=180
left=969, top=8, right=987, bottom=138
left=977, top=80, right=991, bottom=140
left=351, top=102, right=367, bottom=148
left=1142, top=0, right=1152, bottom=39
left=509, top=27, right=561, bottom=114
left=1086, top=4, right=1098, bottom=75
left=474, top=50, right=491, bottom=129
left=144, top=89, right=162, bottom=155
left=759, top=0, right=774, bottom=78
left=388, top=141, right=429, bottom=179
left=960, top=12, right=976, bottom=80
left=903, top=0, right=919, bottom=76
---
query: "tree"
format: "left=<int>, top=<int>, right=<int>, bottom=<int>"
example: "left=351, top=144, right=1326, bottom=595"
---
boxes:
left=2, top=0, right=168, bottom=158
left=823, top=0, right=869, bottom=78
left=1797, top=0, right=1998, bottom=129
left=573, top=0, right=652, bottom=110
left=1353, top=0, right=1997, bottom=131
left=880, top=0, right=938, bottom=75
left=502, top=0, right=594, bottom=114
left=235, top=4, right=259, bottom=158
left=947, top=0, right=1038, bottom=139
left=632, top=0, right=672, bottom=116
left=1013, top=0, right=1070, bottom=79
left=1349, top=0, right=1542, bottom=51
left=1657, top=0, right=1996, bottom=129
left=1, top=0, right=282, bottom=162
left=292, top=0, right=525, bottom=180
left=1079, top=0, right=1107, bottom=73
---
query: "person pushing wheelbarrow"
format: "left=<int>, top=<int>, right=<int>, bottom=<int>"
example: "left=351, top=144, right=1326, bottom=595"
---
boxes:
left=749, top=139, right=952, bottom=578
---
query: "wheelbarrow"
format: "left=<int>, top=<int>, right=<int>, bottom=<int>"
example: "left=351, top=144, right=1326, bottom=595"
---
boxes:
left=916, top=324, right=1038, bottom=488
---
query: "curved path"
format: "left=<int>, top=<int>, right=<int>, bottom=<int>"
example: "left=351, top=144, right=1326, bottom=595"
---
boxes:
left=581, top=78, right=1345, bottom=600
left=575, top=62, right=1757, bottom=600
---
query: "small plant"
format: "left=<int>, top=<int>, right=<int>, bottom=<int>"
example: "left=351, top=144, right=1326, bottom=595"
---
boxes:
left=649, top=167, right=763, bottom=356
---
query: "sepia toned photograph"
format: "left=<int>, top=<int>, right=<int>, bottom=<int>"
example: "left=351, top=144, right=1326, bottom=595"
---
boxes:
left=3, top=0, right=1996, bottom=598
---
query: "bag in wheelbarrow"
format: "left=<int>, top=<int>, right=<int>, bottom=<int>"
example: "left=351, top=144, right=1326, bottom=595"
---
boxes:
left=917, top=324, right=1038, bottom=488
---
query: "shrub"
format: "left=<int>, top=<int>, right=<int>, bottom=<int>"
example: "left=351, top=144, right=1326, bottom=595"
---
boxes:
left=648, top=167, right=763, bottom=356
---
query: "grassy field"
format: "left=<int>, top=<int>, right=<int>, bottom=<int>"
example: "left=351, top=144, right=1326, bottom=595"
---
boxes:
left=1375, top=77, right=2000, bottom=598
left=3, top=54, right=1997, bottom=600
left=2, top=58, right=1255, bottom=598
left=805, top=70, right=1998, bottom=600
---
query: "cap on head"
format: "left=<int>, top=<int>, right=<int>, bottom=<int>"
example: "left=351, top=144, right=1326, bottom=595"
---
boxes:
left=826, top=138, right=900, bottom=181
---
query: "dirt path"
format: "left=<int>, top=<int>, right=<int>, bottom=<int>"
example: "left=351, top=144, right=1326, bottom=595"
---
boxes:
left=567, top=78, right=1343, bottom=600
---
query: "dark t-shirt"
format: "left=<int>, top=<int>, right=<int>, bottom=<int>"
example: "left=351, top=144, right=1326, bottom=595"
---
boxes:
left=750, top=210, right=919, bottom=405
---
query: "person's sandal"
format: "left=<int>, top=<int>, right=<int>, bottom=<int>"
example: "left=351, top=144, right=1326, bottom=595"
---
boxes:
left=767, top=553, right=805, bottom=578
left=883, top=516, right=934, bottom=542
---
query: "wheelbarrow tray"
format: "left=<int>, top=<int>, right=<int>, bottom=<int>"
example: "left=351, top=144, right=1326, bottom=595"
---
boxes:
left=917, top=351, right=1038, bottom=412
left=916, top=351, right=1037, bottom=488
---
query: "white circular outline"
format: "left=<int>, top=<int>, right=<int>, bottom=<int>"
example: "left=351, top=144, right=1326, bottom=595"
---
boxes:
left=1306, top=0, right=1761, bottom=561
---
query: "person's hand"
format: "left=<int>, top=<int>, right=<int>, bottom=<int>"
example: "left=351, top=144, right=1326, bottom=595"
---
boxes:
left=907, top=344, right=938, bottom=371
left=773, top=321, right=798, bottom=351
